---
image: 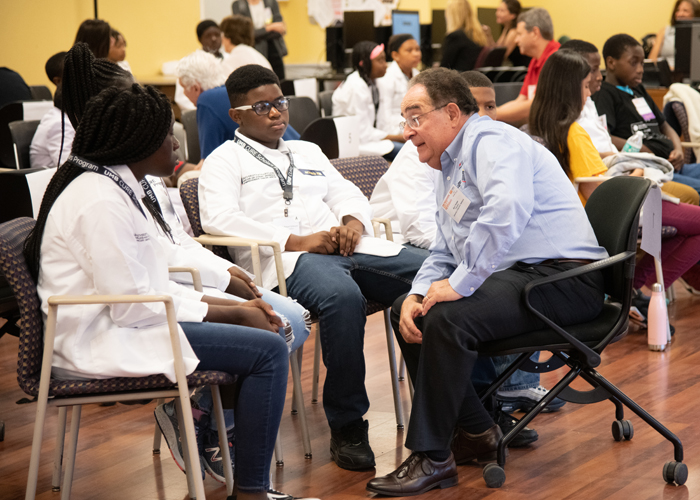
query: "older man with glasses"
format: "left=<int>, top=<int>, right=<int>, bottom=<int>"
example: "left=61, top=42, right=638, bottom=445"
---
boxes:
left=365, top=67, right=609, bottom=496
left=198, top=64, right=426, bottom=472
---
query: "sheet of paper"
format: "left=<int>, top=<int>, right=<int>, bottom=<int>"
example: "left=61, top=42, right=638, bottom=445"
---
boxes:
left=22, top=101, right=53, bottom=121
left=25, top=168, right=57, bottom=218
left=353, top=236, right=403, bottom=257
left=293, top=78, right=318, bottom=106
left=641, top=184, right=662, bottom=260
left=333, top=116, right=360, bottom=158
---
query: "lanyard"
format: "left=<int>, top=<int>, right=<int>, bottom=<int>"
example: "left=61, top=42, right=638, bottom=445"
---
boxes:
left=68, top=155, right=147, bottom=219
left=140, top=178, right=162, bottom=213
left=616, top=85, right=634, bottom=96
left=233, top=134, right=295, bottom=204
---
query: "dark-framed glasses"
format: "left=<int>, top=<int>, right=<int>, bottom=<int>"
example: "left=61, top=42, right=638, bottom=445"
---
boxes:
left=234, top=96, right=289, bottom=115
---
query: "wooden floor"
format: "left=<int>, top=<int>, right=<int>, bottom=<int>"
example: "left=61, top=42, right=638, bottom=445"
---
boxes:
left=1, top=284, right=700, bottom=500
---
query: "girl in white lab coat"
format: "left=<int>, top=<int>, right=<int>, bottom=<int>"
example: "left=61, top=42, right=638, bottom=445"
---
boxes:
left=376, top=34, right=422, bottom=136
left=332, top=41, right=405, bottom=159
left=24, top=85, right=305, bottom=500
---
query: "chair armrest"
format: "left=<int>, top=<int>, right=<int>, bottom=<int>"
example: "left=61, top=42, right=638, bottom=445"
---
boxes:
left=522, top=251, right=636, bottom=368
left=371, top=217, right=394, bottom=242
left=681, top=142, right=700, bottom=148
left=193, top=234, right=287, bottom=295
left=168, top=267, right=202, bottom=292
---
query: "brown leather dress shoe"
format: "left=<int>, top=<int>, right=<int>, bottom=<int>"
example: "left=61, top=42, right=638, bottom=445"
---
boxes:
left=451, top=423, right=508, bottom=465
left=366, top=452, right=458, bottom=497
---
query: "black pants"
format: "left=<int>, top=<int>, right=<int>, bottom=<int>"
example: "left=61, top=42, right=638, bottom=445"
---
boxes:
left=267, top=42, right=285, bottom=81
left=392, top=261, right=605, bottom=452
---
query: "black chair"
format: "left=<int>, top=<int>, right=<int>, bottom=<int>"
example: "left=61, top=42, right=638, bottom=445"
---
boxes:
left=29, top=85, right=52, bottom=101
left=287, top=96, right=319, bottom=135
left=0, top=167, right=46, bottom=224
left=280, top=79, right=296, bottom=96
left=180, top=109, right=200, bottom=164
left=476, top=177, right=687, bottom=488
left=318, top=90, right=334, bottom=117
left=0, top=102, right=25, bottom=168
left=299, top=116, right=339, bottom=159
left=8, top=119, right=40, bottom=169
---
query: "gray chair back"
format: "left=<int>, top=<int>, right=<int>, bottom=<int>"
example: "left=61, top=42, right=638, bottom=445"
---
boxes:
left=287, top=96, right=320, bottom=135
left=318, top=90, right=334, bottom=117
left=29, top=86, right=52, bottom=101
left=300, top=117, right=339, bottom=159
left=9, top=120, right=40, bottom=169
left=493, top=82, right=523, bottom=106
left=181, top=110, right=200, bottom=164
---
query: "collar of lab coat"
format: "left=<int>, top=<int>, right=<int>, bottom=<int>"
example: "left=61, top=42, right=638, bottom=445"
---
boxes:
left=234, top=128, right=291, bottom=156
left=108, top=164, right=146, bottom=198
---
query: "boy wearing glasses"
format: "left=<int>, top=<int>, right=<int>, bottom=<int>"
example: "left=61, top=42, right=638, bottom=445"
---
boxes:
left=198, top=64, right=425, bottom=471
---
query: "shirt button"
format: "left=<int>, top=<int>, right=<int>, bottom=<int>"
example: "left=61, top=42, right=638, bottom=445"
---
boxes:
left=447, top=176, right=451, bottom=180
left=452, top=236, right=454, bottom=240
left=491, top=265, right=495, bottom=269
left=470, top=287, right=474, bottom=291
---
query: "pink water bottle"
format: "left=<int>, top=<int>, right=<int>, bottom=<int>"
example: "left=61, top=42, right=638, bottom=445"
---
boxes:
left=647, top=283, right=668, bottom=351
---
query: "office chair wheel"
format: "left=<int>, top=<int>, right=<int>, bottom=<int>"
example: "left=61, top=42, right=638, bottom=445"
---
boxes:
left=483, top=463, right=506, bottom=488
left=663, top=461, right=688, bottom=485
left=612, top=419, right=634, bottom=441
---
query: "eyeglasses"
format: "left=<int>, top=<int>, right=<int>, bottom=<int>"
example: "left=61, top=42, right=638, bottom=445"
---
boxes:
left=234, top=96, right=289, bottom=115
left=399, top=104, right=449, bottom=131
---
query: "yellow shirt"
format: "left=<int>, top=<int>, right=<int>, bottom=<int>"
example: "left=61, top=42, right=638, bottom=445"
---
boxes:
left=567, top=122, right=608, bottom=205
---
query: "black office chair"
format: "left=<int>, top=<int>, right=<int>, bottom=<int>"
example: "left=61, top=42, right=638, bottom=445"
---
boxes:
left=0, top=102, right=25, bottom=168
left=0, top=167, right=46, bottom=224
left=287, top=96, right=319, bottom=136
left=318, top=90, right=334, bottom=117
left=493, top=82, right=523, bottom=106
left=9, top=120, right=40, bottom=169
left=180, top=109, right=200, bottom=164
left=299, top=116, right=339, bottom=159
left=280, top=79, right=296, bottom=96
left=29, top=85, right=52, bottom=101
left=476, top=177, right=687, bottom=488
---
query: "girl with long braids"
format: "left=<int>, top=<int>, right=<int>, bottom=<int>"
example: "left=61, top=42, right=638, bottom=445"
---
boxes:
left=25, top=84, right=315, bottom=500
left=46, top=43, right=312, bottom=490
left=331, top=41, right=405, bottom=159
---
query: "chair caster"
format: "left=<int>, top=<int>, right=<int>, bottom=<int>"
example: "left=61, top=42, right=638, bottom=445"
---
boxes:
left=483, top=463, right=506, bottom=488
left=276, top=459, right=284, bottom=467
left=663, top=461, right=688, bottom=485
left=612, top=419, right=634, bottom=441
left=397, top=424, right=404, bottom=430
left=291, top=409, right=298, bottom=415
left=304, top=453, right=312, bottom=459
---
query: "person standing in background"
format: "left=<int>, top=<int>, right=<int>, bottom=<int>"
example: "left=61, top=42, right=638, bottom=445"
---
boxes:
left=232, top=0, right=287, bottom=80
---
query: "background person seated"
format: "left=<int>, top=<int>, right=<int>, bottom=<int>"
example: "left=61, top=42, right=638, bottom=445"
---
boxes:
left=648, top=0, right=700, bottom=71
left=108, top=28, right=132, bottom=73
left=482, top=0, right=531, bottom=67
left=220, top=15, right=272, bottom=76
left=496, top=8, right=559, bottom=126
left=176, top=54, right=298, bottom=159
left=198, top=64, right=426, bottom=472
left=73, top=19, right=112, bottom=58
left=440, top=0, right=486, bottom=72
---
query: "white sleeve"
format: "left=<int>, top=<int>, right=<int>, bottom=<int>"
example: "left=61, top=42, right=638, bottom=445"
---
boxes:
left=387, top=145, right=438, bottom=249
left=199, top=152, right=294, bottom=249
left=72, top=198, right=208, bottom=328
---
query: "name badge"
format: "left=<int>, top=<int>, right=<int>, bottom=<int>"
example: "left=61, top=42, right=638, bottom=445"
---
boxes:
left=632, top=97, right=655, bottom=121
left=273, top=216, right=301, bottom=235
left=599, top=114, right=608, bottom=131
left=527, top=84, right=537, bottom=100
left=441, top=184, right=470, bottom=223
left=298, top=169, right=325, bottom=176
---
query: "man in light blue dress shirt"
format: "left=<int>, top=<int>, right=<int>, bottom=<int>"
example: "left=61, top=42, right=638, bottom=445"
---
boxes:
left=367, top=68, right=609, bottom=496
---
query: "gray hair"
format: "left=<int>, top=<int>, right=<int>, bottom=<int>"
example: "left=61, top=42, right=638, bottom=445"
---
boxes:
left=176, top=50, right=226, bottom=91
left=517, top=8, right=553, bottom=41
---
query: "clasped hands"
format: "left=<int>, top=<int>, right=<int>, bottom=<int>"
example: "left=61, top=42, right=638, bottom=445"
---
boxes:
left=399, top=279, right=463, bottom=344
left=286, top=217, right=363, bottom=257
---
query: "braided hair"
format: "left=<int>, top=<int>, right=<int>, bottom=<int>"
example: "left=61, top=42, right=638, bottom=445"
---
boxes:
left=24, top=84, right=173, bottom=281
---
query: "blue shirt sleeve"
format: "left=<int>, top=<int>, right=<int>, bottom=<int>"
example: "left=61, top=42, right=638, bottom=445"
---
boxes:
left=283, top=125, right=300, bottom=141
left=197, top=98, right=232, bottom=160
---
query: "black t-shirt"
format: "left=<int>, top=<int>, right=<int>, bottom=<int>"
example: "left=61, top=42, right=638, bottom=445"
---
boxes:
left=0, top=67, right=32, bottom=110
left=440, top=30, right=482, bottom=72
left=592, top=81, right=672, bottom=159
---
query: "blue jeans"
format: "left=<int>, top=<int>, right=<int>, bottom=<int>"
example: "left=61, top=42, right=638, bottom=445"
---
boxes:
left=671, top=163, right=700, bottom=193
left=285, top=248, right=425, bottom=430
left=180, top=321, right=288, bottom=494
left=196, top=288, right=311, bottom=432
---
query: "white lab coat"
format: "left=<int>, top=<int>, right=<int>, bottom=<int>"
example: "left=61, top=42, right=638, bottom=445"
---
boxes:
left=221, top=44, right=272, bottom=77
left=369, top=141, right=439, bottom=249
left=29, top=107, right=75, bottom=168
left=332, top=71, right=393, bottom=156
left=199, top=132, right=375, bottom=289
left=38, top=165, right=206, bottom=382
left=576, top=97, right=617, bottom=154
left=376, top=61, right=419, bottom=136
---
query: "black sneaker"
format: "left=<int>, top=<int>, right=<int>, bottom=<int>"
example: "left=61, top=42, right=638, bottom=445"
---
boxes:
left=496, top=410, right=538, bottom=448
left=330, top=420, right=375, bottom=470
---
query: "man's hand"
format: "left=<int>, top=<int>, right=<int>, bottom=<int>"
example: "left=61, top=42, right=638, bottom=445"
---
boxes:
left=421, top=279, right=463, bottom=315
left=287, top=232, right=337, bottom=254
left=399, top=295, right=424, bottom=344
left=330, top=225, right=362, bottom=256
left=228, top=266, right=261, bottom=297
left=668, top=148, right=684, bottom=171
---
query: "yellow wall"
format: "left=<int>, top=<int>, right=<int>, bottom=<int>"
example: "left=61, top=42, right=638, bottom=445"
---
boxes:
left=0, top=0, right=681, bottom=86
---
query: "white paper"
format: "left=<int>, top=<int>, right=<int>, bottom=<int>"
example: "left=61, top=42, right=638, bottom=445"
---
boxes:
left=641, top=184, right=662, bottom=260
left=353, top=236, right=403, bottom=257
left=22, top=101, right=53, bottom=120
left=333, top=116, right=360, bottom=158
left=293, top=78, right=318, bottom=106
left=25, top=168, right=57, bottom=218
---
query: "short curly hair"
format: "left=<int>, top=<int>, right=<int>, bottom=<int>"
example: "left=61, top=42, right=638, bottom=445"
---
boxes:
left=225, top=64, right=281, bottom=108
left=409, top=67, right=478, bottom=115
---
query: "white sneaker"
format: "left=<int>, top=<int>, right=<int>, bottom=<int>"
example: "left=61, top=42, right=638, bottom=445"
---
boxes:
left=267, top=488, right=321, bottom=500
left=496, top=385, right=565, bottom=413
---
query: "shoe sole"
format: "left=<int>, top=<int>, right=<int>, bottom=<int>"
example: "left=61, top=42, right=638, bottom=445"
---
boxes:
left=154, top=408, right=186, bottom=472
left=497, top=396, right=565, bottom=413
left=203, top=462, right=226, bottom=484
left=455, top=448, right=509, bottom=466
left=366, top=475, right=458, bottom=496
left=330, top=446, right=376, bottom=471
